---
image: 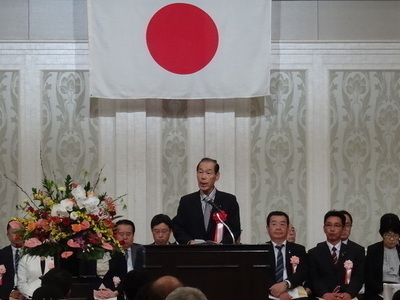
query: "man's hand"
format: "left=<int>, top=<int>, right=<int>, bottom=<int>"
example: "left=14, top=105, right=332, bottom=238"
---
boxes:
left=9, top=289, right=24, bottom=300
left=93, top=288, right=118, bottom=299
left=322, top=292, right=342, bottom=300
left=337, top=292, right=352, bottom=300
left=269, top=281, right=288, bottom=297
left=278, top=291, right=293, bottom=300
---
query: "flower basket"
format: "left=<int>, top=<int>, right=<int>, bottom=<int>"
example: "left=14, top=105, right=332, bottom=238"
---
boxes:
left=11, top=174, right=124, bottom=261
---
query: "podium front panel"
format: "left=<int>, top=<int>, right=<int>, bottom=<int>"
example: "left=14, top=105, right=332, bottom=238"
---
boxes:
left=143, top=244, right=270, bottom=300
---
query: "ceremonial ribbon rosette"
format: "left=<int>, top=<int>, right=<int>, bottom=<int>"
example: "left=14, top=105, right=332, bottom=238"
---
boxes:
left=113, top=276, right=121, bottom=288
left=0, top=265, right=6, bottom=285
left=290, top=256, right=300, bottom=273
left=11, top=174, right=124, bottom=260
left=212, top=210, right=228, bottom=243
left=344, top=260, right=353, bottom=284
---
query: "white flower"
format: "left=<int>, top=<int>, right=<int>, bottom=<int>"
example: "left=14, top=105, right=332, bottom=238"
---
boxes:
left=51, top=204, right=69, bottom=217
left=69, top=211, right=79, bottom=220
left=71, top=185, right=86, bottom=200
left=60, top=199, right=74, bottom=211
left=82, top=196, right=100, bottom=214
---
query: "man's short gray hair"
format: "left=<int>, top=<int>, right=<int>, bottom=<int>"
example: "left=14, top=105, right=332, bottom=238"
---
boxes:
left=165, top=287, right=208, bottom=300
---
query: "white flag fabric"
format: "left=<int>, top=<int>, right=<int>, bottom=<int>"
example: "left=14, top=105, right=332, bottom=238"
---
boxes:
left=88, top=0, right=271, bottom=100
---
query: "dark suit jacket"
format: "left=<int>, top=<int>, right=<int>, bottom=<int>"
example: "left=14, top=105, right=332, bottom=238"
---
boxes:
left=308, top=241, right=365, bottom=298
left=172, top=190, right=241, bottom=244
left=365, top=241, right=400, bottom=300
left=266, top=241, right=308, bottom=290
left=129, top=243, right=144, bottom=272
left=0, top=245, right=16, bottom=300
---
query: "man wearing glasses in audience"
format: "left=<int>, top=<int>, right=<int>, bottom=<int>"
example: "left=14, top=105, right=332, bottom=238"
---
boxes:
left=308, top=210, right=365, bottom=300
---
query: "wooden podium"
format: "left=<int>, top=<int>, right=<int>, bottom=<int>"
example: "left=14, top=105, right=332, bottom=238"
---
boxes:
left=143, top=244, right=271, bottom=300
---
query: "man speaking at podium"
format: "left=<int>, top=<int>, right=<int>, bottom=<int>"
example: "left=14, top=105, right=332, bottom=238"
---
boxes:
left=172, top=158, right=241, bottom=245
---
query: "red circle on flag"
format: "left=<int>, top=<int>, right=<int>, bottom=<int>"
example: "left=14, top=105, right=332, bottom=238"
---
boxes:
left=146, top=3, right=219, bottom=75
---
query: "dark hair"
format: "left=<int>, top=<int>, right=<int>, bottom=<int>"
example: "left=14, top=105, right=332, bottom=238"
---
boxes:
left=196, top=158, right=219, bottom=174
left=37, top=268, right=73, bottom=298
left=339, top=210, right=353, bottom=225
left=151, top=214, right=173, bottom=230
left=393, top=289, right=400, bottom=300
left=116, top=219, right=136, bottom=233
left=266, top=211, right=290, bottom=226
left=379, top=213, right=400, bottom=236
left=324, top=210, right=345, bottom=226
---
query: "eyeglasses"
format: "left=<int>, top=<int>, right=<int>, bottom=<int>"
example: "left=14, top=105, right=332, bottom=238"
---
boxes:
left=383, top=233, right=400, bottom=240
left=152, top=229, right=171, bottom=235
left=324, top=223, right=343, bottom=228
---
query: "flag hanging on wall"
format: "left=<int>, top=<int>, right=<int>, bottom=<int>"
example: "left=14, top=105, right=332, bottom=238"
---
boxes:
left=87, top=0, right=271, bottom=100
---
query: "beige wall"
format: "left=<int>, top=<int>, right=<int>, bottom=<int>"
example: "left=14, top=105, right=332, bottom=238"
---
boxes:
left=1, top=1, right=400, bottom=41
left=0, top=1, right=400, bottom=248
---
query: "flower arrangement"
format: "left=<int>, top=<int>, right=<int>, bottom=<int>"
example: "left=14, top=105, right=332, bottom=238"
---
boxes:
left=11, top=174, right=124, bottom=261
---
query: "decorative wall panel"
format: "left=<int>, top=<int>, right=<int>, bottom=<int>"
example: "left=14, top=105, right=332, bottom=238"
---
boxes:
left=41, top=70, right=99, bottom=187
left=1, top=43, right=400, bottom=248
left=251, top=71, right=307, bottom=244
left=331, top=70, right=400, bottom=245
left=0, top=71, right=19, bottom=240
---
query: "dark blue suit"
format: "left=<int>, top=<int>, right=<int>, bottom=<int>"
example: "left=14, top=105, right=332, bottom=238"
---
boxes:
left=266, top=241, right=308, bottom=290
left=308, top=241, right=365, bottom=298
left=172, top=190, right=241, bottom=244
left=0, top=246, right=16, bottom=300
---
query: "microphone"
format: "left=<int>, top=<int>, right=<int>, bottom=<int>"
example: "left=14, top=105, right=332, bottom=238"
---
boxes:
left=205, top=198, right=236, bottom=244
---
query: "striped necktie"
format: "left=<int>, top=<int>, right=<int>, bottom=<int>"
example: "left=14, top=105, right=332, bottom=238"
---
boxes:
left=14, top=249, right=20, bottom=274
left=332, top=246, right=338, bottom=264
left=275, top=244, right=284, bottom=282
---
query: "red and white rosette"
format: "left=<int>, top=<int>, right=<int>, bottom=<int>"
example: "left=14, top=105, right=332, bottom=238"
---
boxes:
left=290, top=256, right=300, bottom=273
left=212, top=211, right=228, bottom=243
left=0, top=264, right=6, bottom=285
left=344, top=260, right=353, bottom=284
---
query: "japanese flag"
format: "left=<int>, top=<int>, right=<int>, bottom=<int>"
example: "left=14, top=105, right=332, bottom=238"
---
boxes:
left=88, top=0, right=271, bottom=100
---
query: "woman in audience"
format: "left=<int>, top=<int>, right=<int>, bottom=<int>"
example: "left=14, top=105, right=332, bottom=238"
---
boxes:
left=365, top=213, right=400, bottom=300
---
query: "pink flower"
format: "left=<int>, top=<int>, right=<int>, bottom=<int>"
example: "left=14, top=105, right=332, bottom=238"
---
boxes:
left=9, top=221, right=23, bottom=230
left=290, top=256, right=300, bottom=265
left=67, top=239, right=81, bottom=248
left=24, top=238, right=42, bottom=248
left=344, top=260, right=353, bottom=270
left=101, top=243, right=113, bottom=250
left=113, top=276, right=121, bottom=287
left=81, top=220, right=91, bottom=230
left=61, top=251, right=74, bottom=258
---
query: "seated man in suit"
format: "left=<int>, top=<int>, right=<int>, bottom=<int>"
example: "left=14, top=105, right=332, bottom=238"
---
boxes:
left=172, top=157, right=241, bottom=245
left=94, top=219, right=141, bottom=299
left=150, top=214, right=176, bottom=245
left=266, top=211, right=308, bottom=300
left=0, top=220, right=24, bottom=300
left=308, top=210, right=365, bottom=300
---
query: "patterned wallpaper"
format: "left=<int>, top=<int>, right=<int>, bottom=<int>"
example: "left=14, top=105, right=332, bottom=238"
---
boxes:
left=0, top=43, right=400, bottom=248
left=251, top=71, right=307, bottom=244
left=331, top=70, right=400, bottom=245
left=41, top=71, right=99, bottom=182
left=0, top=71, right=19, bottom=237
